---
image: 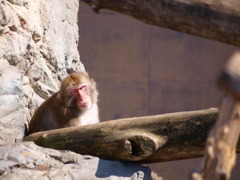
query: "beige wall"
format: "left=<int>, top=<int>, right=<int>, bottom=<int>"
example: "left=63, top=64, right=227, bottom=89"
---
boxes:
left=78, top=3, right=239, bottom=180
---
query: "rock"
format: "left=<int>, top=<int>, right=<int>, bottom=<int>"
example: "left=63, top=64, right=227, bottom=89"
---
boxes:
left=0, top=0, right=84, bottom=145
left=0, top=60, right=25, bottom=144
left=0, top=142, right=153, bottom=180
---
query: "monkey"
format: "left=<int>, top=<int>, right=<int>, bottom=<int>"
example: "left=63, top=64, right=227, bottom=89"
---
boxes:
left=28, top=72, right=99, bottom=134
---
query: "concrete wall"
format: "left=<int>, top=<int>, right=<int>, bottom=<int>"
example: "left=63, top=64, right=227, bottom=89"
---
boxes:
left=78, top=3, right=239, bottom=180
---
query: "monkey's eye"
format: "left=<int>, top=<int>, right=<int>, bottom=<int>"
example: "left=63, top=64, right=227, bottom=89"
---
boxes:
left=70, top=88, right=79, bottom=95
left=79, top=85, right=87, bottom=91
left=80, top=85, right=89, bottom=94
left=70, top=85, right=87, bottom=96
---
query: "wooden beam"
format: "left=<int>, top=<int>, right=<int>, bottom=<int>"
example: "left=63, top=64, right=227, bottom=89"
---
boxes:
left=81, top=0, right=240, bottom=46
left=24, top=108, right=218, bottom=163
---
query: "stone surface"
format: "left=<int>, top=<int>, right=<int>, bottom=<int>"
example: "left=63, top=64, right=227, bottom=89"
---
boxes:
left=0, top=142, right=153, bottom=180
left=0, top=0, right=84, bottom=145
left=0, top=2, right=162, bottom=179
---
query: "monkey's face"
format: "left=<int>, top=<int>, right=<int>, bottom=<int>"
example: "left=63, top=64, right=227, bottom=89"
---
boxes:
left=69, top=84, right=92, bottom=110
left=60, top=72, right=98, bottom=111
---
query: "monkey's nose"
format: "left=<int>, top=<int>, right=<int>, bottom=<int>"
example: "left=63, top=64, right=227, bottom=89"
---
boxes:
left=78, top=90, right=87, bottom=101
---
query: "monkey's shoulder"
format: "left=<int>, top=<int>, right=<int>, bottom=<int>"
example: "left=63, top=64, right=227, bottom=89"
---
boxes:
left=34, top=93, right=61, bottom=113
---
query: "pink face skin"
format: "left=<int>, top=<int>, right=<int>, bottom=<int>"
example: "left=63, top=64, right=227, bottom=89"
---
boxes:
left=70, top=84, right=92, bottom=109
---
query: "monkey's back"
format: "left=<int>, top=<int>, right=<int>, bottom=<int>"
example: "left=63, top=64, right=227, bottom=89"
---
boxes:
left=28, top=93, right=63, bottom=134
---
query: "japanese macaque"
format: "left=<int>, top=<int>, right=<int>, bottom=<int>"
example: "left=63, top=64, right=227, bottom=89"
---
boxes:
left=28, top=72, right=99, bottom=134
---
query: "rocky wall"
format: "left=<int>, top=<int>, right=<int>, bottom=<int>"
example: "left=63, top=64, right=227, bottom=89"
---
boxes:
left=0, top=0, right=84, bottom=145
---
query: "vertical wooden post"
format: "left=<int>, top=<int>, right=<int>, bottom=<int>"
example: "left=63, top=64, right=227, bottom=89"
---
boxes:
left=192, top=52, right=240, bottom=180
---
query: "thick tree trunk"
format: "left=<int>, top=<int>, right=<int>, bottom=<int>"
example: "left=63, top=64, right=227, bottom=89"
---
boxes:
left=24, top=108, right=219, bottom=163
left=81, top=0, right=240, bottom=47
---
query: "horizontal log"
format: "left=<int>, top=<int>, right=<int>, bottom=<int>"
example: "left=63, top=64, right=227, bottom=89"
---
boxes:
left=81, top=0, right=240, bottom=46
left=24, top=108, right=220, bottom=163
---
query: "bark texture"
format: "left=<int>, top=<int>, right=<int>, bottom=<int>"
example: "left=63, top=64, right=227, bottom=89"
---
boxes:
left=192, top=52, right=240, bottom=180
left=25, top=108, right=219, bottom=163
left=82, top=0, right=240, bottom=46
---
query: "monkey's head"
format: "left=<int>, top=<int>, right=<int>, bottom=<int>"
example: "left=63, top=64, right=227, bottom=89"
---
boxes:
left=59, top=72, right=98, bottom=111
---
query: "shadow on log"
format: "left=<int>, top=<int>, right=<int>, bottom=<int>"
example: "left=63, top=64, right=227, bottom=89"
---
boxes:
left=24, top=108, right=218, bottom=163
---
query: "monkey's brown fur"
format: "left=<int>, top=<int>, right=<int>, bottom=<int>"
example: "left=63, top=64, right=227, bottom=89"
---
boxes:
left=28, top=72, right=99, bottom=134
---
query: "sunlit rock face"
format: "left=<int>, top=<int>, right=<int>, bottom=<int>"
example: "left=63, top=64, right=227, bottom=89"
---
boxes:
left=0, top=0, right=84, bottom=145
left=0, top=142, right=153, bottom=180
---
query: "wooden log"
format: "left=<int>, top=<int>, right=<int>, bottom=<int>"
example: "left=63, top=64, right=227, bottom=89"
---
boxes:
left=191, top=52, right=240, bottom=180
left=24, top=108, right=218, bottom=163
left=81, top=0, right=240, bottom=46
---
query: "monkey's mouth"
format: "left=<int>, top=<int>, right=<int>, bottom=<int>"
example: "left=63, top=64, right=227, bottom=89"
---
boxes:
left=77, top=101, right=88, bottom=108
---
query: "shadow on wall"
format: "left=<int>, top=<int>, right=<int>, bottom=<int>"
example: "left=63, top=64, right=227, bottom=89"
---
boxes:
left=78, top=2, right=239, bottom=180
